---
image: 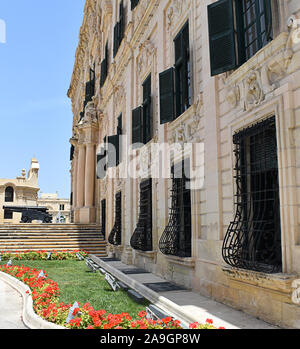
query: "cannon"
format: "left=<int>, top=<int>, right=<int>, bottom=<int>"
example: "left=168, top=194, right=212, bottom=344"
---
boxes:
left=3, top=206, right=53, bottom=223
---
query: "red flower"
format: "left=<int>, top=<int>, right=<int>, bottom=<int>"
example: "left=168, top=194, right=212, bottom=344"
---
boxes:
left=206, top=318, right=213, bottom=324
left=189, top=322, right=200, bottom=329
left=72, top=307, right=80, bottom=316
left=138, top=311, right=147, bottom=318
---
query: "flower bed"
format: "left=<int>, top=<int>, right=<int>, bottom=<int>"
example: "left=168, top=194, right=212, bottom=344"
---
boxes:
left=0, top=255, right=225, bottom=329
left=0, top=250, right=88, bottom=261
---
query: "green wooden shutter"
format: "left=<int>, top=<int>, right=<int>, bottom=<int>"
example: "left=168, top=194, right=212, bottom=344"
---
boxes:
left=131, top=0, right=139, bottom=10
left=119, top=1, right=125, bottom=43
left=96, top=148, right=106, bottom=179
left=100, top=58, right=106, bottom=87
left=132, top=106, right=143, bottom=146
left=70, top=145, right=74, bottom=161
left=207, top=0, right=237, bottom=76
left=113, top=22, right=119, bottom=57
left=159, top=67, right=175, bottom=124
left=107, top=135, right=119, bottom=168
left=117, top=114, right=122, bottom=165
left=142, top=75, right=152, bottom=144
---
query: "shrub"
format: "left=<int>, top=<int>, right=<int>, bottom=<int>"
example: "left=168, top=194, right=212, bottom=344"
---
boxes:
left=0, top=250, right=88, bottom=261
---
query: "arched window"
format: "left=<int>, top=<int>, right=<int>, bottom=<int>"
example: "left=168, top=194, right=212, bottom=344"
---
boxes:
left=5, top=186, right=14, bottom=202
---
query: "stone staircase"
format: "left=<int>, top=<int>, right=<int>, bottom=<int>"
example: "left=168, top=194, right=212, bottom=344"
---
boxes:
left=0, top=224, right=107, bottom=257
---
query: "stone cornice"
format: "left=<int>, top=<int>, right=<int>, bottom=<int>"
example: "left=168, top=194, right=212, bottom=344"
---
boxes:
left=67, top=0, right=99, bottom=101
left=68, top=0, right=160, bottom=108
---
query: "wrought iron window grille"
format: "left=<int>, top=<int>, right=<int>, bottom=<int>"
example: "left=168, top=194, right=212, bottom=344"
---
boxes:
left=130, top=178, right=153, bottom=252
left=159, top=159, right=192, bottom=258
left=222, top=117, right=282, bottom=273
left=108, top=192, right=122, bottom=246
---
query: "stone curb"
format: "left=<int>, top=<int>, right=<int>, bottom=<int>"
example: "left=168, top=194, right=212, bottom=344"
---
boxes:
left=0, top=271, right=65, bottom=330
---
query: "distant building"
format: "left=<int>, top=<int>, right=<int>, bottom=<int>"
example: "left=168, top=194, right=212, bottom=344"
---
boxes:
left=38, top=193, right=71, bottom=223
left=0, top=158, right=40, bottom=223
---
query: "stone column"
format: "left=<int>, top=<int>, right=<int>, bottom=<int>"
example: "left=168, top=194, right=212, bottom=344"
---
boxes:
left=76, top=143, right=86, bottom=209
left=75, top=100, right=98, bottom=223
left=85, top=143, right=95, bottom=207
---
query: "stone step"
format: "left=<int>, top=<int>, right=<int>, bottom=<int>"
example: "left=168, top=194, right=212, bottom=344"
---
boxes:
left=0, top=234, right=105, bottom=239
left=0, top=224, right=107, bottom=258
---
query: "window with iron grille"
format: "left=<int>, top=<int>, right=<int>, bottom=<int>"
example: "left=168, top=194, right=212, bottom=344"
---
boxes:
left=159, top=21, right=191, bottom=124
left=222, top=117, right=282, bottom=273
left=108, top=192, right=122, bottom=246
left=207, top=0, right=273, bottom=76
left=5, top=186, right=14, bottom=202
left=130, top=178, right=153, bottom=251
left=131, top=74, right=152, bottom=146
left=101, top=199, right=106, bottom=237
left=159, top=159, right=192, bottom=258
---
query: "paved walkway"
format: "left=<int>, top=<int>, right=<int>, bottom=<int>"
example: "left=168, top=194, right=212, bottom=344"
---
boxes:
left=95, top=257, right=279, bottom=330
left=0, top=279, right=28, bottom=329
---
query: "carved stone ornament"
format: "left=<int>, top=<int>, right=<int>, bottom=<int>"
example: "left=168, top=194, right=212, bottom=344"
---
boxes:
left=78, top=100, right=98, bottom=126
left=137, top=40, right=155, bottom=77
left=243, top=70, right=264, bottom=112
left=224, top=17, right=298, bottom=112
left=166, top=0, right=190, bottom=32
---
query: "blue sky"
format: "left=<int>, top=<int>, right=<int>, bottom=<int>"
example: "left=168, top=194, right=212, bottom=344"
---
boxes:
left=0, top=0, right=85, bottom=198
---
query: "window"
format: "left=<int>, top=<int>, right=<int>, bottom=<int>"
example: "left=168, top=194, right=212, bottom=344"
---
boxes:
left=222, top=117, right=282, bottom=273
left=5, top=186, right=14, bottom=202
left=101, top=199, right=106, bottom=237
left=132, top=74, right=153, bottom=146
left=131, top=0, right=139, bottom=11
left=100, top=42, right=109, bottom=88
left=237, top=0, right=273, bottom=62
left=85, top=67, right=95, bottom=103
left=70, top=145, right=74, bottom=161
left=207, top=0, right=273, bottom=76
left=159, top=159, right=192, bottom=258
left=106, top=115, right=122, bottom=168
left=159, top=21, right=191, bottom=124
left=113, top=0, right=125, bottom=57
left=4, top=209, right=13, bottom=220
left=80, top=66, right=95, bottom=121
left=97, top=136, right=107, bottom=179
left=59, top=204, right=65, bottom=211
left=108, top=192, right=122, bottom=246
left=117, top=114, right=122, bottom=166
left=130, top=178, right=153, bottom=251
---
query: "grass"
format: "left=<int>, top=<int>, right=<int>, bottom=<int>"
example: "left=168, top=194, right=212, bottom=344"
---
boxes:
left=0, top=259, right=149, bottom=319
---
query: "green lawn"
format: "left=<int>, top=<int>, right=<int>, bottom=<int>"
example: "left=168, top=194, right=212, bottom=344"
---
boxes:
left=0, top=260, right=149, bottom=319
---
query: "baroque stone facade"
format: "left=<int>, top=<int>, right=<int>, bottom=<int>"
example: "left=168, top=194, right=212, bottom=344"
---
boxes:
left=68, top=0, right=300, bottom=328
